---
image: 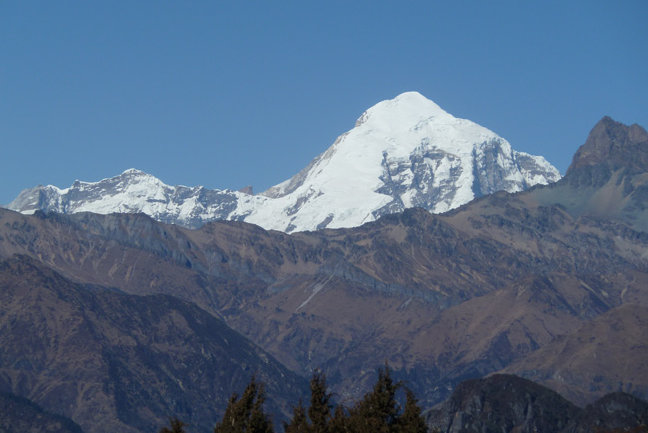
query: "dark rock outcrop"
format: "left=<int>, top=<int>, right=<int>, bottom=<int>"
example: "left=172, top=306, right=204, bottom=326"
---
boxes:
left=566, top=116, right=648, bottom=181
left=426, top=375, right=580, bottom=433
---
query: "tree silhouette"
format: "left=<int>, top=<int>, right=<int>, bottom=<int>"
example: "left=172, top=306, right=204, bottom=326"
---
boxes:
left=284, top=400, right=309, bottom=433
left=308, top=370, right=332, bottom=433
left=214, top=376, right=273, bottom=433
left=398, top=389, right=428, bottom=433
left=348, top=365, right=401, bottom=433
left=159, top=417, right=187, bottom=433
left=214, top=368, right=432, bottom=433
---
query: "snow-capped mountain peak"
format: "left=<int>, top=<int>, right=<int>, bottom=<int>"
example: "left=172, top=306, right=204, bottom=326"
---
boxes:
left=243, top=92, right=560, bottom=231
left=355, top=91, right=450, bottom=129
left=8, top=92, right=561, bottom=232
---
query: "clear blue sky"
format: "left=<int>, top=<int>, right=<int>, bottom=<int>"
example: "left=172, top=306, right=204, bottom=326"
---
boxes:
left=2, top=1, right=647, bottom=205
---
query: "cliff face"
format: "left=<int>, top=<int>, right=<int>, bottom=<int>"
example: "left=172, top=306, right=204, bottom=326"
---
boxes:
left=531, top=117, right=648, bottom=231
left=566, top=116, right=648, bottom=180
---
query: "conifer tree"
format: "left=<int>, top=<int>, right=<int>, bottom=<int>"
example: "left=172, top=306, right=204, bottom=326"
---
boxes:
left=216, top=393, right=249, bottom=433
left=284, top=370, right=333, bottom=433
left=398, top=389, right=428, bottom=433
left=248, top=385, right=273, bottom=433
left=284, top=400, right=309, bottom=433
left=308, top=370, right=332, bottom=433
left=214, top=376, right=273, bottom=433
left=348, top=365, right=400, bottom=433
left=328, top=405, right=349, bottom=433
left=159, top=417, right=187, bottom=433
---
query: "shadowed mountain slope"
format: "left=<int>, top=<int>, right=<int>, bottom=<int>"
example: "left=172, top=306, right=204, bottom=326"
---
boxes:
left=427, top=374, right=648, bottom=433
left=426, top=374, right=580, bottom=433
left=0, top=255, right=307, bottom=433
left=0, top=391, right=85, bottom=433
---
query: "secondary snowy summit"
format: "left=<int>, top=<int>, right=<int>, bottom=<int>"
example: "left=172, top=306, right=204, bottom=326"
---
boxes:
left=8, top=92, right=560, bottom=232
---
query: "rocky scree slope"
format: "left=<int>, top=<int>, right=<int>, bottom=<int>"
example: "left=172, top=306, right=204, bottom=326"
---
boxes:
left=8, top=92, right=560, bottom=232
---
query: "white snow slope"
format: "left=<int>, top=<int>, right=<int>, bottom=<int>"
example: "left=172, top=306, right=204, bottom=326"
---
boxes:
left=8, top=92, right=561, bottom=233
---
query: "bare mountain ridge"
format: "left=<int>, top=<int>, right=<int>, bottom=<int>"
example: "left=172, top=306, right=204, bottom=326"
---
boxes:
left=567, top=116, right=648, bottom=177
left=0, top=117, right=647, bottom=429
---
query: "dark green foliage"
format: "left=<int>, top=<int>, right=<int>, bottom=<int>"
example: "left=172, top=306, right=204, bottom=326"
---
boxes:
left=398, top=389, right=428, bottom=433
left=286, top=365, right=429, bottom=433
left=214, top=376, right=274, bottom=433
left=159, top=417, right=187, bottom=433
left=348, top=365, right=401, bottom=433
left=328, top=405, right=350, bottom=433
left=284, top=400, right=309, bottom=433
left=214, top=368, right=429, bottom=433
left=308, top=371, right=332, bottom=433
left=284, top=370, right=333, bottom=433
